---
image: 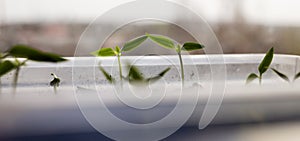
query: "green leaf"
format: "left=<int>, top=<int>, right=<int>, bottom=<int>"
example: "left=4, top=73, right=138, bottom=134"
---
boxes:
left=246, top=73, right=259, bottom=84
left=271, top=68, right=290, bottom=82
left=0, top=60, right=17, bottom=77
left=8, top=45, right=66, bottom=62
left=182, top=42, right=205, bottom=51
left=99, top=66, right=115, bottom=84
left=146, top=33, right=175, bottom=49
left=91, top=48, right=116, bottom=56
left=122, top=36, right=148, bottom=52
left=127, top=65, right=144, bottom=82
left=147, top=67, right=171, bottom=82
left=258, top=47, right=274, bottom=75
left=294, top=72, right=300, bottom=81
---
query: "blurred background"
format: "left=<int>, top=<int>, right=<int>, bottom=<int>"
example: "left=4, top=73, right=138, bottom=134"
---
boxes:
left=1, top=0, right=300, bottom=56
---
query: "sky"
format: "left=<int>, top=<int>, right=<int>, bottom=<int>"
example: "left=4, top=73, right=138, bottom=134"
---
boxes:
left=1, top=0, right=300, bottom=26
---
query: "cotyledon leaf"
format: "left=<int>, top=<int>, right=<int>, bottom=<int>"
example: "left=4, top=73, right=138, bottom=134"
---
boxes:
left=258, top=47, right=274, bottom=75
left=294, top=72, right=300, bottom=81
left=271, top=68, right=290, bottom=82
left=91, top=47, right=116, bottom=57
left=122, top=36, right=148, bottom=52
left=8, top=45, right=66, bottom=62
left=182, top=42, right=205, bottom=51
left=146, top=33, right=175, bottom=49
left=246, top=73, right=259, bottom=84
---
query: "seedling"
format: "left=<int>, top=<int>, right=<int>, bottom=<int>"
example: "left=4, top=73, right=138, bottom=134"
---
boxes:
left=146, top=33, right=205, bottom=85
left=294, top=72, right=300, bottom=81
left=270, top=68, right=290, bottom=83
left=269, top=68, right=300, bottom=83
left=92, top=35, right=148, bottom=82
left=247, top=47, right=300, bottom=85
left=125, top=64, right=171, bottom=85
left=98, top=63, right=115, bottom=84
left=98, top=63, right=170, bottom=85
left=50, top=73, right=60, bottom=94
left=246, top=47, right=274, bottom=85
left=0, top=44, right=66, bottom=94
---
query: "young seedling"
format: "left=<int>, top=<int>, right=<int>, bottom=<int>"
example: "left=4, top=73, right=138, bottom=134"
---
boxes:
left=98, top=63, right=170, bottom=85
left=91, top=35, right=148, bottom=83
left=50, top=73, right=60, bottom=94
left=125, top=64, right=171, bottom=85
left=270, top=68, right=290, bottom=83
left=246, top=47, right=274, bottom=85
left=247, top=47, right=300, bottom=84
left=269, top=68, right=300, bottom=83
left=98, top=63, right=115, bottom=84
left=0, top=44, right=66, bottom=94
left=146, top=33, right=204, bottom=85
left=294, top=72, right=300, bottom=81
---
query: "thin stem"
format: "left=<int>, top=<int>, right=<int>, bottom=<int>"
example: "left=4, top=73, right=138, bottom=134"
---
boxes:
left=12, top=59, right=26, bottom=95
left=0, top=59, right=2, bottom=95
left=178, top=52, right=185, bottom=86
left=54, top=86, right=57, bottom=94
left=117, top=53, right=123, bottom=87
left=12, top=66, right=20, bottom=95
left=117, top=55, right=123, bottom=80
left=0, top=78, right=2, bottom=95
left=259, top=74, right=262, bottom=85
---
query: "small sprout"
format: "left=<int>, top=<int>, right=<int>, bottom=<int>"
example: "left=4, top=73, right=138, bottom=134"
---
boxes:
left=91, top=35, right=148, bottom=83
left=126, top=65, right=145, bottom=82
left=8, top=45, right=67, bottom=62
left=246, top=47, right=274, bottom=85
left=98, top=65, right=115, bottom=84
left=125, top=64, right=171, bottom=84
left=247, top=47, right=300, bottom=84
left=271, top=68, right=290, bottom=82
left=98, top=63, right=170, bottom=85
left=146, top=33, right=204, bottom=86
left=0, top=44, right=66, bottom=95
left=294, top=72, right=300, bottom=81
left=269, top=69, right=300, bottom=83
left=50, top=73, right=60, bottom=94
left=146, top=67, right=171, bottom=83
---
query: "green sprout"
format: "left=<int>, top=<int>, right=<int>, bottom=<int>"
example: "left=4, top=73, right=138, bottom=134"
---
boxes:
left=50, top=73, right=60, bottom=94
left=0, top=44, right=67, bottom=94
left=247, top=47, right=300, bottom=85
left=146, top=33, right=205, bottom=85
left=246, top=47, right=274, bottom=85
left=294, top=72, right=300, bottom=81
left=98, top=63, right=115, bottom=84
left=91, top=35, right=148, bottom=83
left=269, top=67, right=300, bottom=83
left=270, top=68, right=290, bottom=82
left=98, top=63, right=170, bottom=85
